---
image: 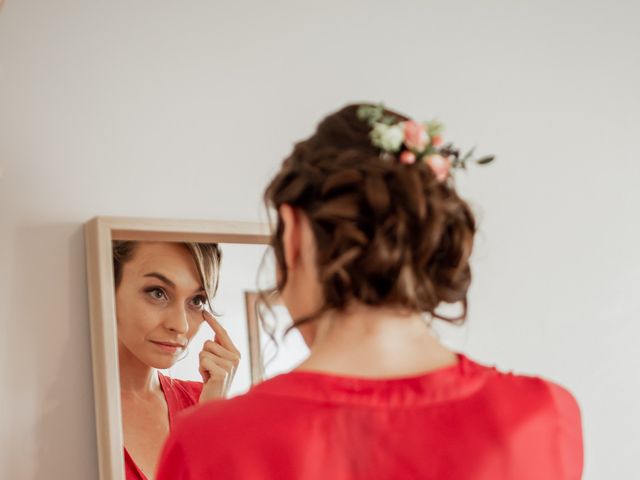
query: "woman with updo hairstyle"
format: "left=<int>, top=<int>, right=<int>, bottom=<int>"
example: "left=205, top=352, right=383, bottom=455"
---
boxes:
left=157, top=104, right=583, bottom=479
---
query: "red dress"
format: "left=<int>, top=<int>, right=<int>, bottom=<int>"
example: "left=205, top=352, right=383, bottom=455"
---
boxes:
left=156, top=354, right=583, bottom=480
left=125, top=373, right=202, bottom=480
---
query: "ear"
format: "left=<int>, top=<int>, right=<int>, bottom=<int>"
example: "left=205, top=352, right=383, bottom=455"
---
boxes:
left=279, top=204, right=300, bottom=271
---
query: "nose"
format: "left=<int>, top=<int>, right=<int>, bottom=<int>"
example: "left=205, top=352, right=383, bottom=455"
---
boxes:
left=163, top=303, right=190, bottom=335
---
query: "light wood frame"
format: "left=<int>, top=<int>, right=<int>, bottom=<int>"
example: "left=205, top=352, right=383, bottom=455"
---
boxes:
left=84, top=216, right=270, bottom=480
left=244, top=291, right=265, bottom=385
left=244, top=291, right=286, bottom=385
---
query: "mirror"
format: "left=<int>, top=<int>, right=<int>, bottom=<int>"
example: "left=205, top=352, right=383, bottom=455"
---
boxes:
left=84, top=216, right=308, bottom=480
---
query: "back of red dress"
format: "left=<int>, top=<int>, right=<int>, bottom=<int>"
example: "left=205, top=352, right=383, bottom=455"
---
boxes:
left=156, top=355, right=582, bottom=480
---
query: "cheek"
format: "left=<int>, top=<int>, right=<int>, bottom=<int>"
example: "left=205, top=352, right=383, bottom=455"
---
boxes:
left=116, top=292, right=165, bottom=340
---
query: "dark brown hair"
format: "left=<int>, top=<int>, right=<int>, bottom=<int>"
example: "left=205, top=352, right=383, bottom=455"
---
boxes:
left=112, top=241, right=223, bottom=307
left=261, top=104, right=476, bottom=329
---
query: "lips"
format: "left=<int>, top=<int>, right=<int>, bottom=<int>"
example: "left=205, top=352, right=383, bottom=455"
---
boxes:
left=150, top=340, right=185, bottom=353
left=153, top=340, right=184, bottom=348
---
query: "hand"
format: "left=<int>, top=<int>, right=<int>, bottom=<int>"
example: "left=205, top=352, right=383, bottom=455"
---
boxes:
left=198, top=310, right=241, bottom=403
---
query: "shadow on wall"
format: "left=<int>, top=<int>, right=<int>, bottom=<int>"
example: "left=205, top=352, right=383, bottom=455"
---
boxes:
left=5, top=222, right=98, bottom=479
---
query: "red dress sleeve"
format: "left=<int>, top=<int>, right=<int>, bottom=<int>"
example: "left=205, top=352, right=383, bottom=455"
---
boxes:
left=547, top=381, right=584, bottom=479
left=156, top=434, right=192, bottom=480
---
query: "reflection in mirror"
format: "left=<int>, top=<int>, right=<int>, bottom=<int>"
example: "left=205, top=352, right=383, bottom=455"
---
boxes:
left=112, top=240, right=288, bottom=480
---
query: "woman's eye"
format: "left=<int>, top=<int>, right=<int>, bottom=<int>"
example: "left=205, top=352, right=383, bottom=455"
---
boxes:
left=146, top=287, right=167, bottom=301
left=190, top=295, right=207, bottom=309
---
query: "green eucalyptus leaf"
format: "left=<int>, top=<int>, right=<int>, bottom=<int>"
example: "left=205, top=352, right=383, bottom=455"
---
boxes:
left=461, top=147, right=476, bottom=162
left=427, top=120, right=444, bottom=137
left=476, top=155, right=496, bottom=165
left=357, top=104, right=385, bottom=125
left=424, top=146, right=437, bottom=156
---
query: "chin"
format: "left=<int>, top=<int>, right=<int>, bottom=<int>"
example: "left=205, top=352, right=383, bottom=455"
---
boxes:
left=151, top=357, right=177, bottom=370
left=144, top=351, right=179, bottom=370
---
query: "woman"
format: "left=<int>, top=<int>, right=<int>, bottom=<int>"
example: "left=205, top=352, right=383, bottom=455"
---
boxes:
left=113, top=241, right=241, bottom=480
left=156, top=104, right=583, bottom=479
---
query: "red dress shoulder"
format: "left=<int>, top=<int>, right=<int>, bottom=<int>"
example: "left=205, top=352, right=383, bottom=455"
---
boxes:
left=156, top=355, right=582, bottom=480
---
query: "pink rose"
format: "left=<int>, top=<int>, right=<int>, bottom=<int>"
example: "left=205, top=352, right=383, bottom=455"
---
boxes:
left=399, top=150, right=416, bottom=164
left=403, top=120, right=429, bottom=151
left=425, top=154, right=451, bottom=182
left=431, top=135, right=443, bottom=147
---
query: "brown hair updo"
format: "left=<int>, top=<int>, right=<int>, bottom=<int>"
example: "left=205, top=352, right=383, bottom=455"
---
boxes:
left=263, top=104, right=476, bottom=328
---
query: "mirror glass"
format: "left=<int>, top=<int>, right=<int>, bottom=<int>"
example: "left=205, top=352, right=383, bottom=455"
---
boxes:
left=111, top=239, right=307, bottom=479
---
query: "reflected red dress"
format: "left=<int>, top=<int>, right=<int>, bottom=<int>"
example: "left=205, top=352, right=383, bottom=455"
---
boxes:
left=125, top=373, right=202, bottom=480
left=156, top=354, right=583, bottom=480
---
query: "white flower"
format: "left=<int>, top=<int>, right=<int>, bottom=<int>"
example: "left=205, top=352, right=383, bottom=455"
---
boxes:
left=370, top=122, right=405, bottom=152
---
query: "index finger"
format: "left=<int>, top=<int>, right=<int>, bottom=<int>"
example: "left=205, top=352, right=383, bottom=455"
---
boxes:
left=202, top=310, right=239, bottom=354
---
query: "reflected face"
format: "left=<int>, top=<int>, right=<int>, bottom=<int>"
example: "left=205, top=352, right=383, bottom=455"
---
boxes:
left=116, top=242, right=207, bottom=369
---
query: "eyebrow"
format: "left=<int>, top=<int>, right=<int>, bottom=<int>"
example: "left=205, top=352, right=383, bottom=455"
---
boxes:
left=143, top=272, right=205, bottom=293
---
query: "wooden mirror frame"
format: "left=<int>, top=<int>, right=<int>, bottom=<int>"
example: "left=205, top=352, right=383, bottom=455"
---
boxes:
left=84, top=216, right=270, bottom=480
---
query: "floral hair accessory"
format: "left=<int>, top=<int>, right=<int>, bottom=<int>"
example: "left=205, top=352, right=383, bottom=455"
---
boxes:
left=357, top=104, right=495, bottom=182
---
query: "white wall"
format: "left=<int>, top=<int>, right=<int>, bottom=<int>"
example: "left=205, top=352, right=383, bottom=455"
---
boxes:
left=1, top=1, right=638, bottom=478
